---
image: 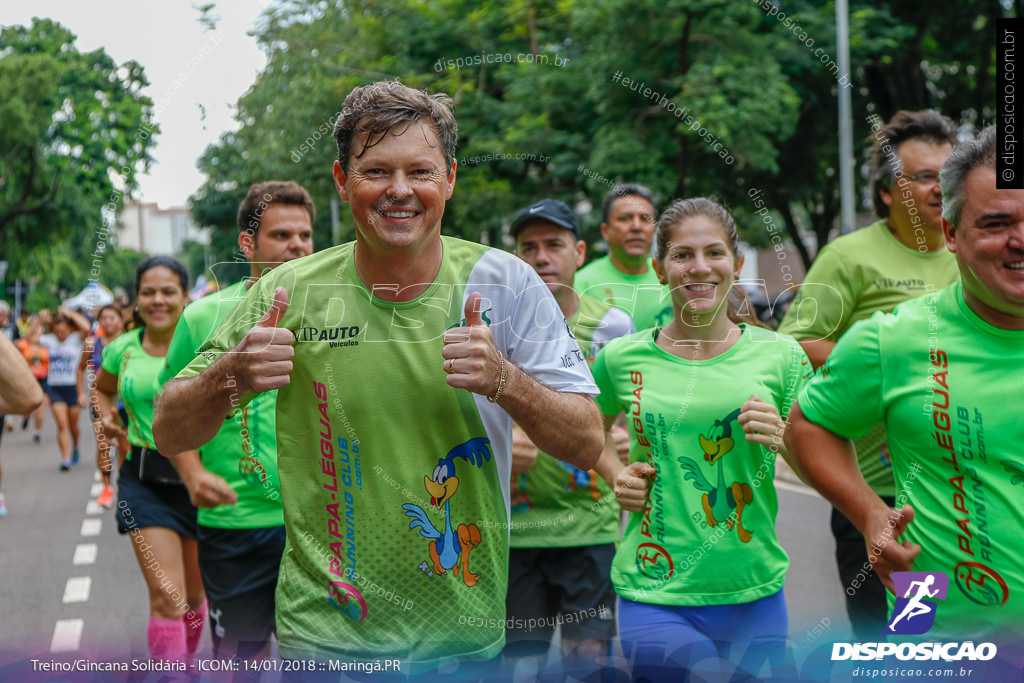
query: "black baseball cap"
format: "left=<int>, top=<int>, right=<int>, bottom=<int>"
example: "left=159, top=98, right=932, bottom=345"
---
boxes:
left=509, top=199, right=579, bottom=239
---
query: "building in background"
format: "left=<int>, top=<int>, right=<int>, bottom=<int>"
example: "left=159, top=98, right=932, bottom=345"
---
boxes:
left=117, top=201, right=209, bottom=256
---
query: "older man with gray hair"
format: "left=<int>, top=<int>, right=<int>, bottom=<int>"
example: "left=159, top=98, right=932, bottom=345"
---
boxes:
left=777, top=109, right=960, bottom=638
left=789, top=125, right=1024, bottom=665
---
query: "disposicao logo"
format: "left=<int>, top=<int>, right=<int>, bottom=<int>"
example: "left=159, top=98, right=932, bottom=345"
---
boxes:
left=831, top=571, right=998, bottom=662
left=886, top=571, right=948, bottom=635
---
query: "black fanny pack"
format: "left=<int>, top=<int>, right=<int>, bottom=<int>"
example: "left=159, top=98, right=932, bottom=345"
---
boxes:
left=133, top=445, right=183, bottom=486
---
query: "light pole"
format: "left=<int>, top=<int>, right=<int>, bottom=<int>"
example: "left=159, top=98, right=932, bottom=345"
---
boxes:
left=837, top=0, right=855, bottom=234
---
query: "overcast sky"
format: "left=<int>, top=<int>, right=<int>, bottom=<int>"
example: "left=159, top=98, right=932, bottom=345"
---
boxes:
left=1, top=0, right=269, bottom=209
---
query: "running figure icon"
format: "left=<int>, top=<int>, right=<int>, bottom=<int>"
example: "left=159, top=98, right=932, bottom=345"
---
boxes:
left=888, top=574, right=940, bottom=631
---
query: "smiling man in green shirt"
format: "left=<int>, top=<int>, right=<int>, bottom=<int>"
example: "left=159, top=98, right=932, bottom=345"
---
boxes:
left=791, top=127, right=1024, bottom=663
left=153, top=81, right=603, bottom=671
left=778, top=110, right=959, bottom=638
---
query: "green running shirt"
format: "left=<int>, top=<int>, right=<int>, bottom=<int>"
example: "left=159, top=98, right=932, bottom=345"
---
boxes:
left=797, top=283, right=1023, bottom=641
left=778, top=220, right=960, bottom=496
left=178, top=236, right=598, bottom=664
left=574, top=255, right=673, bottom=330
left=592, top=325, right=811, bottom=606
left=159, top=280, right=283, bottom=529
left=510, top=293, right=635, bottom=548
left=102, top=328, right=164, bottom=452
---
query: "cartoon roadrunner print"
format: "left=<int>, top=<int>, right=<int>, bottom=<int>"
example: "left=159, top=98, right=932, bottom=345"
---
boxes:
left=677, top=408, right=755, bottom=543
left=404, top=438, right=491, bottom=587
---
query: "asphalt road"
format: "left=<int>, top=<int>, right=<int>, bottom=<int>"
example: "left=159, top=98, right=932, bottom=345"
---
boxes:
left=0, top=413, right=851, bottom=680
left=0, top=416, right=176, bottom=668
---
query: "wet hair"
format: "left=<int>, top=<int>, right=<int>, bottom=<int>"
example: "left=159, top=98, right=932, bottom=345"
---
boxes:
left=333, top=80, right=458, bottom=171
left=655, top=197, right=761, bottom=327
left=870, top=110, right=958, bottom=218
left=132, top=256, right=189, bottom=329
left=601, top=183, right=657, bottom=224
left=237, top=181, right=316, bottom=241
left=941, top=125, right=997, bottom=230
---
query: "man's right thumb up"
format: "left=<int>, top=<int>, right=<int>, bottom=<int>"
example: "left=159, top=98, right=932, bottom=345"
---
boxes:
left=257, top=287, right=289, bottom=328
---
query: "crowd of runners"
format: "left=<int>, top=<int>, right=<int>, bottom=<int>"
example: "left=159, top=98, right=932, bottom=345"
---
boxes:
left=0, top=81, right=1021, bottom=682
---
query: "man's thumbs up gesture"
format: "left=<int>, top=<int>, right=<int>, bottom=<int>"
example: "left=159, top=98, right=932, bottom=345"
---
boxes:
left=442, top=291, right=505, bottom=400
left=236, top=286, right=295, bottom=394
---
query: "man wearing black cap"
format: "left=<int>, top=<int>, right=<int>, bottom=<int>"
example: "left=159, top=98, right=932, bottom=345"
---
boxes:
left=505, top=199, right=634, bottom=674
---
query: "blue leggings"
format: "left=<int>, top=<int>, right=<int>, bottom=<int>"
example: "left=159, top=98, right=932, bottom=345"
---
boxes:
left=618, top=589, right=789, bottom=683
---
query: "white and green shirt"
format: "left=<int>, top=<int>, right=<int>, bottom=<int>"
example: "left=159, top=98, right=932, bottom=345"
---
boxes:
left=159, top=280, right=283, bottom=529
left=179, top=237, right=598, bottom=664
left=778, top=220, right=960, bottom=496
left=798, top=283, right=1023, bottom=641
left=510, top=294, right=635, bottom=548
left=592, top=326, right=811, bottom=606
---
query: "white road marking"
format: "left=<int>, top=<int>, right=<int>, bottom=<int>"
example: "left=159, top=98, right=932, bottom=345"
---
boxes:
left=50, top=618, right=84, bottom=652
left=85, top=501, right=104, bottom=516
left=93, top=470, right=101, bottom=482
left=80, top=518, right=102, bottom=536
left=73, top=544, right=98, bottom=565
left=90, top=482, right=104, bottom=497
left=62, top=576, right=92, bottom=603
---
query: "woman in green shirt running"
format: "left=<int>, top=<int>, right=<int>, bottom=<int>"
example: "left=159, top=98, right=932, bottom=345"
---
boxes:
left=95, top=256, right=206, bottom=664
left=592, top=198, right=811, bottom=681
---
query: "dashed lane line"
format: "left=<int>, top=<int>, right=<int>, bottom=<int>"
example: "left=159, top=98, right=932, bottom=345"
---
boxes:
left=54, top=479, right=107, bottom=652
left=73, top=543, right=98, bottom=565
left=50, top=618, right=84, bottom=653
left=63, top=576, right=92, bottom=603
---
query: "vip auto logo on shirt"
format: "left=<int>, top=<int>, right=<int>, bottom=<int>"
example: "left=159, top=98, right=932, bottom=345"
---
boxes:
left=297, top=325, right=362, bottom=348
left=831, top=572, right=997, bottom=662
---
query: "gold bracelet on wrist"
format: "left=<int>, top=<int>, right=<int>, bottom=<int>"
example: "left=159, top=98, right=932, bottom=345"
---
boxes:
left=487, top=351, right=507, bottom=403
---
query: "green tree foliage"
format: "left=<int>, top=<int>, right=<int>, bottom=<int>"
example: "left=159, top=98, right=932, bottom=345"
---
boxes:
left=190, top=0, right=1009, bottom=273
left=0, top=18, right=158, bottom=302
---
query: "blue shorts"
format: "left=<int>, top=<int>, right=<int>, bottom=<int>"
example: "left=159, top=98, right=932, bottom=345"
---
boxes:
left=46, top=383, right=77, bottom=406
left=116, top=455, right=197, bottom=539
left=618, top=589, right=788, bottom=682
left=198, top=524, right=286, bottom=658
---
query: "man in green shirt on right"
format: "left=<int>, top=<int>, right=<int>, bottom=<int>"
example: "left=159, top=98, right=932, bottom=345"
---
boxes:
left=778, top=110, right=959, bottom=638
left=790, top=125, right=1023, bottom=672
left=575, top=184, right=672, bottom=330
